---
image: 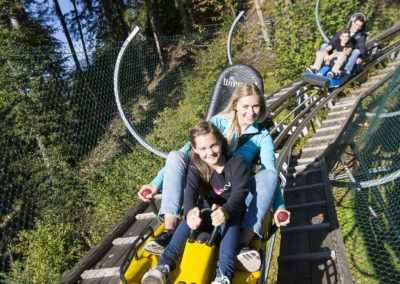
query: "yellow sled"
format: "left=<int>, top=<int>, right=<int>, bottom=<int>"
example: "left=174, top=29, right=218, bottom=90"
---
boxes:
left=120, top=210, right=274, bottom=284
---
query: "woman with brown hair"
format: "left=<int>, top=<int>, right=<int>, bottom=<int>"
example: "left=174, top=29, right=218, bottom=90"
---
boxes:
left=142, top=121, right=248, bottom=284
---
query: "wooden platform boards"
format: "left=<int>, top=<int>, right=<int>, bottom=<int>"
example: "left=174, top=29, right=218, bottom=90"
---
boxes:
left=64, top=199, right=162, bottom=284
left=277, top=158, right=352, bottom=284
left=276, top=60, right=400, bottom=283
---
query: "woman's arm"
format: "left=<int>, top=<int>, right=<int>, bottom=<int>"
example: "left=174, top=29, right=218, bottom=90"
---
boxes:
left=222, top=156, right=249, bottom=218
left=184, top=165, right=201, bottom=218
left=356, top=34, right=367, bottom=58
left=273, top=184, right=285, bottom=210
left=259, top=130, right=277, bottom=172
left=258, top=132, right=287, bottom=212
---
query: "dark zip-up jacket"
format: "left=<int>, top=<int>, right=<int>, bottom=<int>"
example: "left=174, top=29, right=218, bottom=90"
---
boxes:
left=184, top=156, right=249, bottom=219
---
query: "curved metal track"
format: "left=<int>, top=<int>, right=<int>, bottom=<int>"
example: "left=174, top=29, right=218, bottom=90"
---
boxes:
left=227, top=10, right=245, bottom=65
left=113, top=26, right=168, bottom=159
left=259, top=26, right=400, bottom=282
left=315, top=0, right=330, bottom=43
left=274, top=40, right=400, bottom=284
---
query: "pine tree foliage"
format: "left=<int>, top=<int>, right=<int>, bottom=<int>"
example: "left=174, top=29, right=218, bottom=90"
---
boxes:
left=0, top=1, right=89, bottom=280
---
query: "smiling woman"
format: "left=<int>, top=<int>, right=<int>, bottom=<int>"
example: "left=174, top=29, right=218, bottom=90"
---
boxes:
left=190, top=122, right=227, bottom=183
left=141, top=121, right=249, bottom=284
left=215, top=83, right=268, bottom=151
left=235, top=95, right=261, bottom=128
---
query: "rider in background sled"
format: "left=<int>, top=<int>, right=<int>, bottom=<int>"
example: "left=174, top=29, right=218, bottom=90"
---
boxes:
left=307, top=28, right=353, bottom=78
left=311, top=13, right=367, bottom=81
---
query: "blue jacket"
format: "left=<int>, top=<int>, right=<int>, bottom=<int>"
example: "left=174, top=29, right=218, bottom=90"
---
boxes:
left=151, top=115, right=285, bottom=210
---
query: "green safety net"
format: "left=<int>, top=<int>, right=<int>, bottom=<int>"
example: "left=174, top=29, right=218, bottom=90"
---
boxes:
left=330, top=66, right=400, bottom=283
left=0, top=29, right=220, bottom=281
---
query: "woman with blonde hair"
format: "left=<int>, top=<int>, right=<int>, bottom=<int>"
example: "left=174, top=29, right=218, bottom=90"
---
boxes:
left=139, top=83, right=290, bottom=272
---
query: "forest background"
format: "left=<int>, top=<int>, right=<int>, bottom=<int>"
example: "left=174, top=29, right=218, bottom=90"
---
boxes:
left=0, top=0, right=399, bottom=283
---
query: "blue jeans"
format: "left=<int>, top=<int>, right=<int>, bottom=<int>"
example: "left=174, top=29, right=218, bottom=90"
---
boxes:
left=242, top=169, right=278, bottom=237
left=319, top=43, right=328, bottom=52
left=158, top=215, right=241, bottom=280
left=344, top=48, right=361, bottom=74
left=158, top=152, right=278, bottom=237
left=319, top=43, right=361, bottom=74
left=158, top=151, right=189, bottom=219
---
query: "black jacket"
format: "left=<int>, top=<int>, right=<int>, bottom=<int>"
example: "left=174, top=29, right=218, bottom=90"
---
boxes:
left=332, top=30, right=367, bottom=58
left=184, top=156, right=249, bottom=219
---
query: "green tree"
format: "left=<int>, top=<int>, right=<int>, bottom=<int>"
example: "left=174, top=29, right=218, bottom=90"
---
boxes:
left=10, top=218, right=86, bottom=283
left=53, top=0, right=81, bottom=70
left=269, top=0, right=359, bottom=84
left=0, top=1, right=88, bottom=280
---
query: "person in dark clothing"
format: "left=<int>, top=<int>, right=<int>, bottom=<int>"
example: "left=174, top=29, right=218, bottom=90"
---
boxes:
left=312, top=13, right=367, bottom=80
left=141, top=121, right=249, bottom=284
left=340, top=13, right=367, bottom=76
left=307, top=29, right=353, bottom=77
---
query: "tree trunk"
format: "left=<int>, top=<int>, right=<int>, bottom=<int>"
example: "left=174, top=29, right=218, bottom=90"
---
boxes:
left=148, top=0, right=165, bottom=69
left=8, top=4, right=52, bottom=170
left=112, top=0, right=130, bottom=35
left=175, top=0, right=189, bottom=33
left=53, top=0, right=81, bottom=70
left=10, top=13, right=20, bottom=29
left=71, top=0, right=90, bottom=67
left=36, top=134, right=51, bottom=170
left=254, top=0, right=271, bottom=46
left=229, top=3, right=235, bottom=17
left=100, top=0, right=118, bottom=40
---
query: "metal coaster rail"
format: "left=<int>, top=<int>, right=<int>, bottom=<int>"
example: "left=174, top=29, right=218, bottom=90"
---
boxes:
left=275, top=39, right=400, bottom=169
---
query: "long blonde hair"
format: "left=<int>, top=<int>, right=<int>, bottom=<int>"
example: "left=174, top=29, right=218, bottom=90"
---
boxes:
left=219, top=83, right=267, bottom=151
left=190, top=121, right=228, bottom=197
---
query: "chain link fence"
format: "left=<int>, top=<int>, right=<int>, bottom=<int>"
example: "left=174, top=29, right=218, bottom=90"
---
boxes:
left=0, top=28, right=220, bottom=281
left=330, top=67, right=400, bottom=283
